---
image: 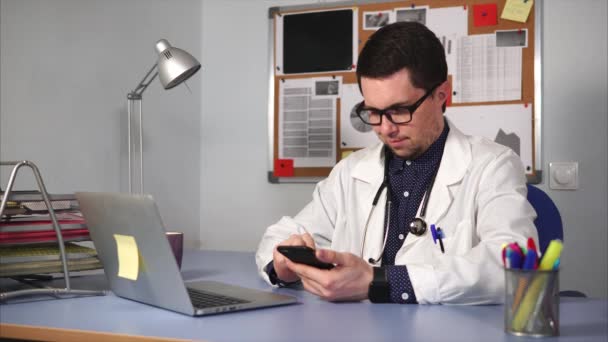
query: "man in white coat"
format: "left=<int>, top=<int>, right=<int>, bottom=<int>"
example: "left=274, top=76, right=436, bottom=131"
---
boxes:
left=256, top=22, right=537, bottom=304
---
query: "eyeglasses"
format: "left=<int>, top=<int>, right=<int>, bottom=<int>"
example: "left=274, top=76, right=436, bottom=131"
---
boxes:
left=355, top=84, right=441, bottom=126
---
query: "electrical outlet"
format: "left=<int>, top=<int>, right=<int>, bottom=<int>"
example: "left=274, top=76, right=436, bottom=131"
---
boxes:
left=549, top=162, right=578, bottom=190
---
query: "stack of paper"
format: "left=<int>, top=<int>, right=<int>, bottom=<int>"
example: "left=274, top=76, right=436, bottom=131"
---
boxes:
left=0, top=242, right=102, bottom=277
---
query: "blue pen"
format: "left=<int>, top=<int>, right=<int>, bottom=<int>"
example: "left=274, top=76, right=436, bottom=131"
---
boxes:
left=509, top=249, right=523, bottom=269
left=436, top=227, right=445, bottom=254
left=522, top=249, right=536, bottom=270
left=430, top=224, right=438, bottom=244
left=509, top=243, right=524, bottom=259
left=429, top=224, right=444, bottom=253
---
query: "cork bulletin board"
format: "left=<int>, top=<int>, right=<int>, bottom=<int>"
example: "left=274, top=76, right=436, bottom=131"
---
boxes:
left=267, top=0, right=542, bottom=183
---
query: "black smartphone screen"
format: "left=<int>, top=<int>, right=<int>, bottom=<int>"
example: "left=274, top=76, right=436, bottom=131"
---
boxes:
left=277, top=246, right=334, bottom=270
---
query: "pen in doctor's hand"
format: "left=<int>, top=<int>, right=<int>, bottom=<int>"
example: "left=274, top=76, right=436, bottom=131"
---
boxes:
left=295, top=223, right=311, bottom=236
left=294, top=223, right=316, bottom=249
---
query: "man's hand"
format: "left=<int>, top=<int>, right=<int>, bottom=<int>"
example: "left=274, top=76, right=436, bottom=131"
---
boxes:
left=285, top=249, right=373, bottom=302
left=272, top=233, right=315, bottom=283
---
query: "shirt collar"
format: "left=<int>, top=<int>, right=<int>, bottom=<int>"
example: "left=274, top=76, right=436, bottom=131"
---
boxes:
left=387, top=120, right=450, bottom=173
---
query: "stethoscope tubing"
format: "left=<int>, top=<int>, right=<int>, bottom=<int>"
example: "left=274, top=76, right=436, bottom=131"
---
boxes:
left=362, top=146, right=438, bottom=265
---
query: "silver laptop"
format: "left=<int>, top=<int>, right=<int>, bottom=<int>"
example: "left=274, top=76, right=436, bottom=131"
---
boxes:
left=75, top=192, right=296, bottom=316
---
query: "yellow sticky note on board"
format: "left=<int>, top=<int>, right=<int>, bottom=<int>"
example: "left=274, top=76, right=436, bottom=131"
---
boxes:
left=501, top=0, right=534, bottom=23
left=341, top=150, right=354, bottom=160
left=113, top=234, right=139, bottom=281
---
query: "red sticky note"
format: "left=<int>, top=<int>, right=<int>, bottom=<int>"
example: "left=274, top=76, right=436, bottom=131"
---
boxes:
left=446, top=90, right=452, bottom=107
left=274, top=159, right=294, bottom=177
left=446, top=77, right=453, bottom=107
left=473, top=4, right=498, bottom=27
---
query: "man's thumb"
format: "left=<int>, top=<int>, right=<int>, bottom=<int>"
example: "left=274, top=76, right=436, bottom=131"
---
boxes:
left=317, top=248, right=348, bottom=266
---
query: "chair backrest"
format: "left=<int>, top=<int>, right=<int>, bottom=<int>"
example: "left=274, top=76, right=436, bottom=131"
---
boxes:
left=526, top=185, right=587, bottom=298
left=526, top=184, right=564, bottom=254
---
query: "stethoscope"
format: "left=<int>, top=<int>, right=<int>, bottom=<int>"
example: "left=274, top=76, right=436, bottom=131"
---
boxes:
left=362, top=146, right=439, bottom=265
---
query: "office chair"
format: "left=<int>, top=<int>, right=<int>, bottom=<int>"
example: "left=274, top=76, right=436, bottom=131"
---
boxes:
left=526, top=184, right=563, bottom=254
left=526, top=184, right=586, bottom=298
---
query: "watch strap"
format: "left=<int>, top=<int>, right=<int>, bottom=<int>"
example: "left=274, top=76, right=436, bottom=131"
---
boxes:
left=264, top=261, right=299, bottom=288
left=368, top=266, right=391, bottom=303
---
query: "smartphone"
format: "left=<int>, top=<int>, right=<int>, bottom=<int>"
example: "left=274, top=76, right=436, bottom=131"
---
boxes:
left=277, top=246, right=334, bottom=270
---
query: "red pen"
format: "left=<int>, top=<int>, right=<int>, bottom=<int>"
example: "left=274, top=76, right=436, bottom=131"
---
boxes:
left=526, top=237, right=539, bottom=269
left=509, top=242, right=524, bottom=258
left=501, top=243, right=508, bottom=267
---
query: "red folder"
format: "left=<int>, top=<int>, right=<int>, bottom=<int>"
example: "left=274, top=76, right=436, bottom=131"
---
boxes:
left=0, top=229, right=90, bottom=245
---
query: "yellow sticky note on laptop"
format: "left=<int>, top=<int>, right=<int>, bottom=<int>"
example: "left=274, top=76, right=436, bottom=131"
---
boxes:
left=113, top=234, right=139, bottom=280
left=501, top=0, right=533, bottom=23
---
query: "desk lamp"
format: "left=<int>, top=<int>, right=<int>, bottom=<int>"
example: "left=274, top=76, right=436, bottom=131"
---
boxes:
left=127, top=39, right=201, bottom=193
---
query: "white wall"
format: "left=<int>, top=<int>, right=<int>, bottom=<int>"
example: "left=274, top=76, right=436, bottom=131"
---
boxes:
left=0, top=0, right=203, bottom=247
left=199, top=0, right=315, bottom=252
left=540, top=0, right=608, bottom=298
left=1, top=0, right=606, bottom=298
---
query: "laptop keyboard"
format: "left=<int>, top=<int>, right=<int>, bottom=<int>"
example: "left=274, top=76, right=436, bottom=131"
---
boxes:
left=187, top=287, right=249, bottom=309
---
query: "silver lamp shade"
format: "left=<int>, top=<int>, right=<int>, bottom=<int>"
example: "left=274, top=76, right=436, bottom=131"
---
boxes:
left=127, top=39, right=201, bottom=194
left=155, top=39, right=201, bottom=89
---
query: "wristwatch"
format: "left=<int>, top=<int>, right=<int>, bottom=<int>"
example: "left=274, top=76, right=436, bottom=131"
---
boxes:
left=264, top=261, right=299, bottom=288
left=368, top=266, right=391, bottom=303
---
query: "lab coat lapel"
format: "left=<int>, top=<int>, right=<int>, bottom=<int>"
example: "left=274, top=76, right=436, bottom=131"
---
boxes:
left=351, top=143, right=386, bottom=259
left=351, top=143, right=385, bottom=204
left=403, top=120, right=470, bottom=248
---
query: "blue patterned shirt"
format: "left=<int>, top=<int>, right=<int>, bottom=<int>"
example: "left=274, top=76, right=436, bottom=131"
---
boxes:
left=382, top=122, right=450, bottom=303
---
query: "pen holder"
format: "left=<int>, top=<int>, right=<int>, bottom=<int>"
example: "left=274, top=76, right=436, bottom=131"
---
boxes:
left=504, top=268, right=560, bottom=337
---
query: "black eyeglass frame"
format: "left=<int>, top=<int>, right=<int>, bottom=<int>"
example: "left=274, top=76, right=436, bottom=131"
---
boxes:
left=355, top=83, right=441, bottom=126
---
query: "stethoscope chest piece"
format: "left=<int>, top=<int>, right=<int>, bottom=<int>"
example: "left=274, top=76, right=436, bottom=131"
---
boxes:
left=409, top=218, right=427, bottom=236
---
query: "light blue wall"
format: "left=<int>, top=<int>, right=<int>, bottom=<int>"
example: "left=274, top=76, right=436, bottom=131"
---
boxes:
left=1, top=0, right=606, bottom=298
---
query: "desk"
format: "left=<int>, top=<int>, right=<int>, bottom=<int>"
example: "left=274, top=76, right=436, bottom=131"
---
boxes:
left=1, top=250, right=607, bottom=341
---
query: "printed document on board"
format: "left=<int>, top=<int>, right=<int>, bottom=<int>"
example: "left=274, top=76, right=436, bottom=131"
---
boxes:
left=453, top=33, right=522, bottom=103
left=278, top=77, right=339, bottom=167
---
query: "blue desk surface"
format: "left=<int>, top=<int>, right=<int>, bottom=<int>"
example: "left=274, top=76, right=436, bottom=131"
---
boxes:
left=1, top=250, right=607, bottom=342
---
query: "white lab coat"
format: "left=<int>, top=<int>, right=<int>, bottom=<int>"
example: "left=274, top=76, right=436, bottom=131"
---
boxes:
left=256, top=121, right=537, bottom=304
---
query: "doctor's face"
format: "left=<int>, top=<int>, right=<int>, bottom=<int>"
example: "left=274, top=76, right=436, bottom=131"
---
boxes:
left=360, top=68, right=448, bottom=159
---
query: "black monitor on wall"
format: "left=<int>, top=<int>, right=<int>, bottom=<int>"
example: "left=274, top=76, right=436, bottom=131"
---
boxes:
left=283, top=9, right=353, bottom=74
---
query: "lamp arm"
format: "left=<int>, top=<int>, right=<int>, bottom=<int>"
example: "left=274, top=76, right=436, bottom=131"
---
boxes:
left=128, top=62, right=159, bottom=99
left=126, top=62, right=157, bottom=194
